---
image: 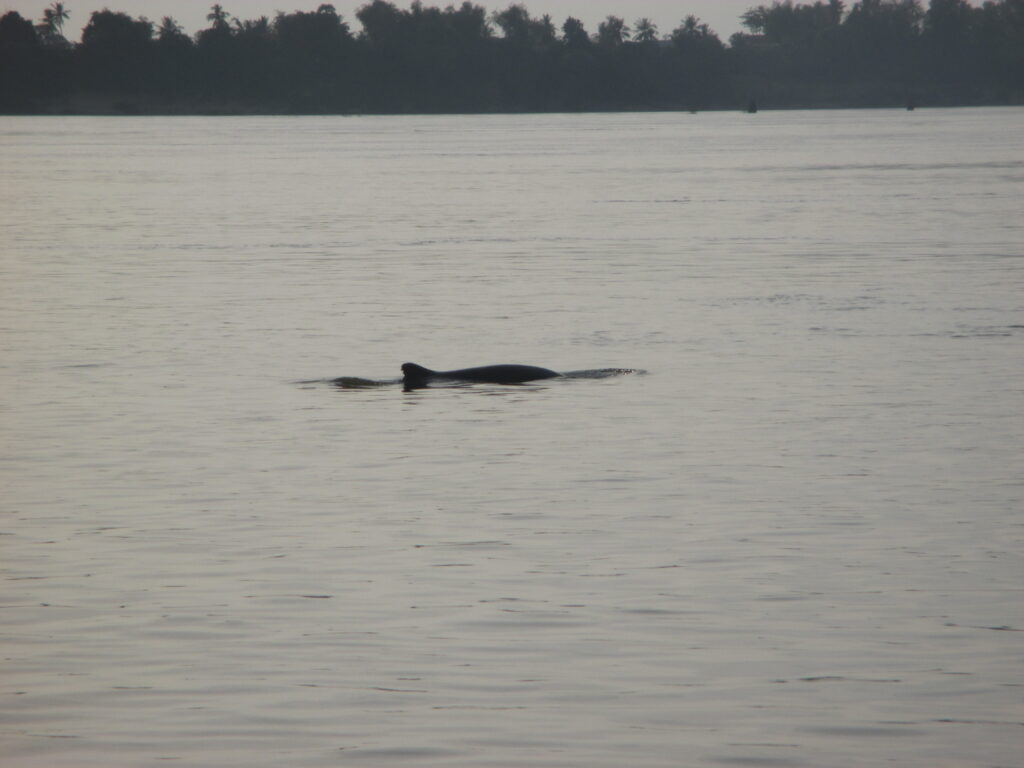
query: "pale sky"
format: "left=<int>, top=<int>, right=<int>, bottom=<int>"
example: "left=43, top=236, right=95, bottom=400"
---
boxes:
left=3, top=1, right=758, bottom=43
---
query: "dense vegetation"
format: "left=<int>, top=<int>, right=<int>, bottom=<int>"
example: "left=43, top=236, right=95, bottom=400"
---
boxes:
left=1, top=1, right=1022, bottom=114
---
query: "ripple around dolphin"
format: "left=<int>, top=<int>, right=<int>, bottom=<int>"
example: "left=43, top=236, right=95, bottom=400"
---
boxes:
left=311, top=368, right=644, bottom=390
left=559, top=368, right=644, bottom=380
left=328, top=376, right=398, bottom=389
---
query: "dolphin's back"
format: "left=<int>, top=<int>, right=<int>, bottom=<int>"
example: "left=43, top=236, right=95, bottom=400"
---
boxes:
left=441, top=364, right=560, bottom=383
left=401, top=362, right=559, bottom=386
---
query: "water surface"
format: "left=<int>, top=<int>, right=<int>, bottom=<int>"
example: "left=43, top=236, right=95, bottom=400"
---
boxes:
left=1, top=109, right=1022, bottom=767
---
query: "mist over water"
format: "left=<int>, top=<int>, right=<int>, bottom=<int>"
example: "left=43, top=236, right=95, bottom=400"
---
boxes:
left=1, top=110, right=1022, bottom=767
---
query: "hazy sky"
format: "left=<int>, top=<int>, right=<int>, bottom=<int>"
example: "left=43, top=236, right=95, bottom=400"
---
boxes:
left=4, top=1, right=757, bottom=42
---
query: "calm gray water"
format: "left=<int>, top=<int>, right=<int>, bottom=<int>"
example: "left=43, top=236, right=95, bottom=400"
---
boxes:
left=2, top=110, right=1022, bottom=767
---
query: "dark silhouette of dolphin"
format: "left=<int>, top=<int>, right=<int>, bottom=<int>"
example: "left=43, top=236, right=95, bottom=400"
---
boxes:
left=402, top=362, right=561, bottom=388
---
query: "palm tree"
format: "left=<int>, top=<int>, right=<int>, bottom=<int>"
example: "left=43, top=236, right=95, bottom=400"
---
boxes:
left=157, top=16, right=183, bottom=38
left=157, top=15, right=195, bottom=46
left=633, top=17, right=659, bottom=43
left=50, top=2, right=68, bottom=32
left=597, top=15, right=629, bottom=47
left=674, top=15, right=713, bottom=40
left=40, top=2, right=69, bottom=40
left=206, top=4, right=230, bottom=31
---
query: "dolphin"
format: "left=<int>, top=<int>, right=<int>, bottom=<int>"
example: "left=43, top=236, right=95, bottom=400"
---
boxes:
left=401, top=362, right=561, bottom=388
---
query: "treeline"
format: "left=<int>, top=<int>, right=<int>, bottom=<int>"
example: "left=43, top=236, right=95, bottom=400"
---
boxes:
left=1, top=0, right=1022, bottom=114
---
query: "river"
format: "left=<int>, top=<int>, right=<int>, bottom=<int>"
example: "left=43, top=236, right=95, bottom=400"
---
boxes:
left=1, top=109, right=1022, bottom=767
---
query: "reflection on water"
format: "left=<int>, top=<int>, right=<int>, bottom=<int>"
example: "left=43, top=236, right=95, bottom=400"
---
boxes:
left=1, top=109, right=1022, bottom=768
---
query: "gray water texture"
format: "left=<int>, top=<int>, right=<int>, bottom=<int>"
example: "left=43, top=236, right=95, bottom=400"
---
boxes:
left=1, top=109, right=1022, bottom=767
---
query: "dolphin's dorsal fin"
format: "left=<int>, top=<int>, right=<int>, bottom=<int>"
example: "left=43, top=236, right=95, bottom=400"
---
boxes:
left=401, top=362, right=434, bottom=378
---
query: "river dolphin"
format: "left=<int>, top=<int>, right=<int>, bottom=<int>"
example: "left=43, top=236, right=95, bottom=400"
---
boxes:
left=401, top=362, right=561, bottom=388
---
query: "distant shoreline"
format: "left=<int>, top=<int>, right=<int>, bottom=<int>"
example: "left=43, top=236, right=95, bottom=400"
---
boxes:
left=6, top=99, right=1018, bottom=117
left=3, top=3, right=1021, bottom=116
